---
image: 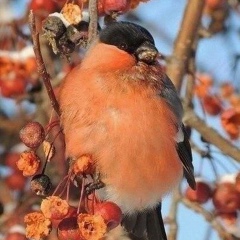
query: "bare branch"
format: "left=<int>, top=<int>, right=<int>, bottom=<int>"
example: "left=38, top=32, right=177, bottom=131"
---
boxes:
left=88, top=0, right=98, bottom=46
left=184, top=108, right=240, bottom=162
left=166, top=0, right=205, bottom=91
left=167, top=188, right=181, bottom=240
left=181, top=197, right=234, bottom=240
left=28, top=11, right=60, bottom=116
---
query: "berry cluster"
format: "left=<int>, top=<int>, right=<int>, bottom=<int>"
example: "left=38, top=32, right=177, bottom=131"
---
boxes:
left=12, top=120, right=123, bottom=240
left=185, top=174, right=240, bottom=236
left=0, top=49, right=38, bottom=98
left=195, top=73, right=240, bottom=140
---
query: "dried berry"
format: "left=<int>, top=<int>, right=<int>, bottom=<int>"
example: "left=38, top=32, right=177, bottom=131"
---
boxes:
left=57, top=34, right=76, bottom=56
left=62, top=3, right=82, bottom=25
left=72, top=154, right=95, bottom=176
left=41, top=196, right=69, bottom=220
left=43, top=141, right=55, bottom=161
left=43, top=16, right=66, bottom=39
left=17, top=151, right=41, bottom=177
left=19, top=121, right=45, bottom=148
left=24, top=212, right=52, bottom=240
left=31, top=174, right=52, bottom=196
left=77, top=213, right=107, bottom=240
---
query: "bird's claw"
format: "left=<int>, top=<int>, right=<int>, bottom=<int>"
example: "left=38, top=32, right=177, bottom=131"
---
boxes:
left=85, top=179, right=105, bottom=195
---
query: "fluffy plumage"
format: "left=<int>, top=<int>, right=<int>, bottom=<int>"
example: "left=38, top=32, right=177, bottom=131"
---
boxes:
left=59, top=21, right=195, bottom=239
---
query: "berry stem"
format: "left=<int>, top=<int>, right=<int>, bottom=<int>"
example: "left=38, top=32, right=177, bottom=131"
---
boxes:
left=77, top=178, right=85, bottom=214
left=52, top=175, right=69, bottom=196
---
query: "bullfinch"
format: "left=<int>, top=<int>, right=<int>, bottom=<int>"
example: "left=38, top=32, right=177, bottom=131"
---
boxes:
left=59, top=21, right=196, bottom=240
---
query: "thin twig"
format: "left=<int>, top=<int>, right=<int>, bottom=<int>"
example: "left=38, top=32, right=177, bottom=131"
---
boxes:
left=167, top=188, right=181, bottom=240
left=87, top=0, right=98, bottom=46
left=181, top=197, right=234, bottom=240
left=28, top=11, right=60, bottom=116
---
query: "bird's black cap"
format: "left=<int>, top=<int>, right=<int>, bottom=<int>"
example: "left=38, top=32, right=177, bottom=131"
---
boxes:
left=99, top=22, right=156, bottom=57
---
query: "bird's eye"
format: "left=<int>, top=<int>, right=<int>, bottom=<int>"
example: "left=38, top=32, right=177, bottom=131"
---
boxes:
left=118, top=42, right=127, bottom=50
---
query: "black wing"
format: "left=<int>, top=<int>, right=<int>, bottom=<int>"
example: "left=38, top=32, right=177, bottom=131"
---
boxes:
left=159, top=75, right=196, bottom=190
left=122, top=202, right=167, bottom=240
left=177, top=125, right=196, bottom=190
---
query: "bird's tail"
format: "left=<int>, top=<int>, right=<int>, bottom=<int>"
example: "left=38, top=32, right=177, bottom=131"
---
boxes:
left=121, top=203, right=167, bottom=240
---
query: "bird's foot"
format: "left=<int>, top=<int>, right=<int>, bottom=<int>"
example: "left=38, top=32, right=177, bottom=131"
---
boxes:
left=85, top=178, right=105, bottom=195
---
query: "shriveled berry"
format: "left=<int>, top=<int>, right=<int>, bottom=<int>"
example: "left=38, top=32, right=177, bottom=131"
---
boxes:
left=42, top=16, right=66, bottom=39
left=41, top=196, right=69, bottom=220
left=24, top=212, right=52, bottom=239
left=30, top=174, right=52, bottom=196
left=77, top=213, right=107, bottom=240
left=17, top=151, right=41, bottom=177
left=19, top=121, right=45, bottom=148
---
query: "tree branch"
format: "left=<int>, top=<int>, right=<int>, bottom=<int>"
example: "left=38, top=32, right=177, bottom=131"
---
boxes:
left=167, top=188, right=181, bottom=240
left=184, top=108, right=240, bottom=162
left=28, top=11, right=60, bottom=116
left=181, top=197, right=234, bottom=240
left=166, top=0, right=205, bottom=91
left=87, top=0, right=98, bottom=46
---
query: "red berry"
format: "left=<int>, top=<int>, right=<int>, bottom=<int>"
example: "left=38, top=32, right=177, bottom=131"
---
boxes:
left=213, top=182, right=240, bottom=213
left=94, top=201, right=122, bottom=230
left=217, top=211, right=238, bottom=226
left=185, top=180, right=212, bottom=204
left=205, top=0, right=225, bottom=10
left=235, top=172, right=240, bottom=193
left=5, top=232, right=27, bottom=240
left=98, top=0, right=130, bottom=15
left=5, top=172, right=26, bottom=191
left=0, top=78, right=26, bottom=98
left=19, top=122, right=45, bottom=148
left=29, top=0, right=56, bottom=13
left=51, top=206, right=78, bottom=228
left=57, top=217, right=82, bottom=240
left=202, top=95, right=222, bottom=116
left=5, top=152, right=20, bottom=171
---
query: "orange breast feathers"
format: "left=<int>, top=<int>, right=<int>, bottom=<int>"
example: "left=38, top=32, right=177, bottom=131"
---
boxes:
left=59, top=43, right=183, bottom=212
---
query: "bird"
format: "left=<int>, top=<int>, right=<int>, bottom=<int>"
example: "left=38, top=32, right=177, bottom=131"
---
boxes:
left=59, top=21, right=196, bottom=240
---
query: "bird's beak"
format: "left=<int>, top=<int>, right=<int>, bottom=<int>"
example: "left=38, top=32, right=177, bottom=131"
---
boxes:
left=135, top=41, right=158, bottom=64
